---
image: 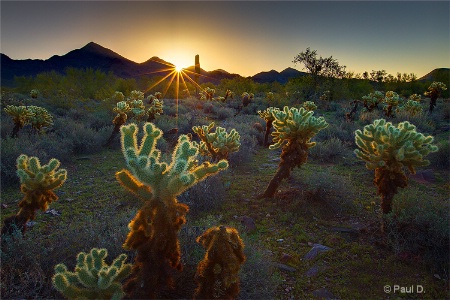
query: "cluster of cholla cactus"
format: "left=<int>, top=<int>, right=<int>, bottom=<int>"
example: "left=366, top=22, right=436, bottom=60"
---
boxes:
left=1, top=154, right=67, bottom=236
left=194, top=226, right=246, bottom=299
left=4, top=105, right=53, bottom=137
left=192, top=122, right=241, bottom=161
left=52, top=248, right=132, bottom=300
left=241, top=92, right=254, bottom=107
left=260, top=106, right=328, bottom=198
left=302, top=101, right=317, bottom=111
left=200, top=87, right=215, bottom=101
left=354, top=119, right=438, bottom=219
left=424, top=81, right=447, bottom=113
left=30, top=89, right=39, bottom=99
left=258, top=107, right=280, bottom=147
left=115, top=122, right=229, bottom=298
left=400, top=99, right=423, bottom=116
left=361, top=91, right=384, bottom=112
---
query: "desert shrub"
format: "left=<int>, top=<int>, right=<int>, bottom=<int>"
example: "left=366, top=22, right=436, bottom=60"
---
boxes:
left=315, top=120, right=357, bottom=145
left=394, top=110, right=434, bottom=134
left=224, top=116, right=259, bottom=167
left=428, top=138, right=450, bottom=170
left=309, top=136, right=349, bottom=163
left=203, top=102, right=215, bottom=114
left=215, top=106, right=235, bottom=120
left=384, top=188, right=449, bottom=276
left=84, top=109, right=113, bottom=131
left=178, top=175, right=226, bottom=216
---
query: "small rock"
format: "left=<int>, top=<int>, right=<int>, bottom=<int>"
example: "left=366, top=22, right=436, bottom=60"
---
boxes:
left=277, top=239, right=284, bottom=243
left=312, top=288, right=335, bottom=299
left=434, top=274, right=441, bottom=280
left=26, top=221, right=37, bottom=228
left=45, top=209, right=61, bottom=216
left=305, top=265, right=319, bottom=277
left=280, top=253, right=293, bottom=264
left=274, top=263, right=297, bottom=272
left=304, top=244, right=331, bottom=260
left=1, top=204, right=8, bottom=209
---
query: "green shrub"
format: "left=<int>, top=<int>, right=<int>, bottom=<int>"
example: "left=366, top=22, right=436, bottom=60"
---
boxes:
left=309, top=137, right=349, bottom=163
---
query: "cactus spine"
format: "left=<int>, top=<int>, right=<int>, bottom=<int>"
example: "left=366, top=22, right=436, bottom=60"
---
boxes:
left=1, top=155, right=67, bottom=235
left=194, top=226, right=246, bottom=299
left=260, top=106, right=328, bottom=198
left=354, top=119, right=438, bottom=215
left=52, top=248, right=132, bottom=300
left=116, top=122, right=228, bottom=298
left=258, top=107, right=280, bottom=147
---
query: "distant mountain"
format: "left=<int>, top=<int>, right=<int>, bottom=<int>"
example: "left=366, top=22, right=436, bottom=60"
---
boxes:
left=252, top=67, right=306, bottom=84
left=418, top=68, right=450, bottom=83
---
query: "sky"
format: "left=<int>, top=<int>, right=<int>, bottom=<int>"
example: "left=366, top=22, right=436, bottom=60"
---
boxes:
left=1, top=1, right=449, bottom=78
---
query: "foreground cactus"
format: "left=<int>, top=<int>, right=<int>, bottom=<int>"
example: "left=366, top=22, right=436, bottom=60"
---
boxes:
left=192, top=122, right=241, bottom=161
left=52, top=248, right=132, bottom=300
left=194, top=226, right=246, bottom=299
left=354, top=119, right=438, bottom=215
left=1, top=155, right=67, bottom=235
left=116, top=122, right=228, bottom=298
left=260, top=106, right=328, bottom=198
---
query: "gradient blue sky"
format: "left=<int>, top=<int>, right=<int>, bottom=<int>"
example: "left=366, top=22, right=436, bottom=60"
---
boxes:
left=1, top=1, right=449, bottom=77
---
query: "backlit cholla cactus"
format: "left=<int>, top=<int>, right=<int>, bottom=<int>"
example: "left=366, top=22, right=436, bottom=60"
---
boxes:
left=408, top=94, right=422, bottom=102
left=361, top=91, right=384, bottom=112
left=266, top=92, right=274, bottom=101
left=146, top=98, right=164, bottom=122
left=128, top=100, right=146, bottom=121
left=224, top=89, right=234, bottom=100
left=30, top=89, right=39, bottom=99
left=424, top=81, right=447, bottom=113
left=105, top=101, right=131, bottom=147
left=302, top=101, right=317, bottom=111
left=200, top=87, right=215, bottom=101
left=52, top=248, right=132, bottom=300
left=193, top=122, right=241, bottom=162
left=4, top=105, right=33, bottom=137
left=194, top=226, right=246, bottom=300
left=258, top=107, right=280, bottom=147
left=1, top=155, right=67, bottom=235
left=354, top=119, right=438, bottom=215
left=383, top=91, right=401, bottom=117
left=112, top=91, right=125, bottom=102
left=146, top=94, right=157, bottom=105
left=116, top=122, right=228, bottom=298
left=260, top=106, right=328, bottom=198
left=401, top=100, right=423, bottom=116
left=215, top=96, right=226, bottom=102
left=154, top=92, right=162, bottom=100
left=27, top=105, right=53, bottom=133
left=241, top=92, right=254, bottom=107
left=128, top=90, right=145, bottom=101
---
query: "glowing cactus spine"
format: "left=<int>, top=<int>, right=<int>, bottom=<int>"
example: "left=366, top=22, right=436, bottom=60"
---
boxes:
left=115, top=122, right=228, bottom=298
left=1, top=155, right=67, bottom=235
left=194, top=226, right=246, bottom=299
left=192, top=122, right=241, bottom=161
left=354, top=119, right=438, bottom=215
left=260, top=106, right=328, bottom=198
left=52, top=248, right=132, bottom=300
left=424, top=81, right=447, bottom=113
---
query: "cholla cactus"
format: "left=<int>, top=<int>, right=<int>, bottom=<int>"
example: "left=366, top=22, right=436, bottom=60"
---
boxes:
left=266, top=92, right=274, bottom=101
left=30, top=89, right=39, bottom=99
left=128, top=90, right=144, bottom=101
left=146, top=98, right=164, bottom=122
left=128, top=100, right=146, bottom=121
left=319, top=90, right=331, bottom=101
left=224, top=89, right=234, bottom=100
left=362, top=91, right=384, bottom=112
left=215, top=96, right=226, bottom=102
left=383, top=91, right=401, bottom=117
left=154, top=92, right=162, bottom=100
left=258, top=107, right=280, bottom=147
left=200, top=87, right=215, bottom=101
left=401, top=100, right=423, bottom=116
left=302, top=101, right=317, bottom=111
left=424, top=81, right=447, bottom=113
left=409, top=94, right=422, bottom=102
left=354, top=119, right=438, bottom=215
left=146, top=94, right=157, bottom=105
left=112, top=91, right=125, bottom=102
left=194, top=226, right=246, bottom=299
left=260, top=106, right=328, bottom=198
left=1, top=155, right=67, bottom=235
left=241, top=92, right=253, bottom=107
left=52, top=248, right=132, bottom=300
left=4, top=105, right=33, bottom=137
left=27, top=105, right=53, bottom=132
left=116, top=123, right=228, bottom=298
left=192, top=122, right=241, bottom=161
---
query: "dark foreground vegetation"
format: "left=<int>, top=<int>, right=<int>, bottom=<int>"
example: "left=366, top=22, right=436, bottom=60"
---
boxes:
left=1, top=55, right=449, bottom=299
